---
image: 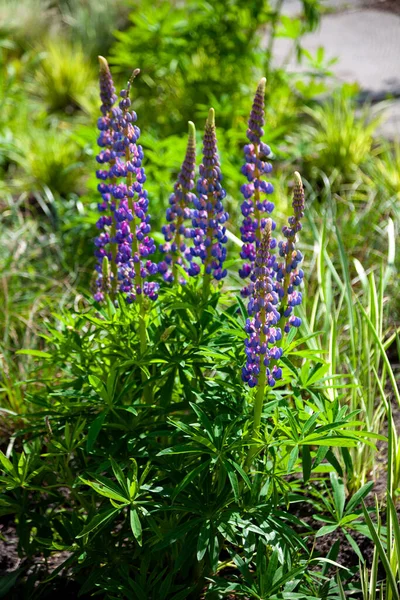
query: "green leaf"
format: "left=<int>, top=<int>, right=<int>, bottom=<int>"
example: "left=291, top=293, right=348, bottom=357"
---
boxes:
left=345, top=481, right=374, bottom=514
left=362, top=501, right=400, bottom=600
left=76, top=507, right=120, bottom=538
left=222, top=459, right=239, bottom=502
left=287, top=446, right=299, bottom=473
left=265, top=547, right=279, bottom=591
left=316, top=524, right=338, bottom=537
left=16, top=349, right=52, bottom=358
left=197, top=521, right=210, bottom=561
left=86, top=411, right=107, bottom=452
left=80, top=476, right=129, bottom=504
left=344, top=531, right=365, bottom=563
left=110, top=457, right=130, bottom=499
left=0, top=450, right=14, bottom=475
left=0, top=568, right=23, bottom=597
left=88, top=375, right=109, bottom=404
left=172, top=459, right=211, bottom=501
left=330, top=473, right=345, bottom=520
left=130, top=508, right=142, bottom=546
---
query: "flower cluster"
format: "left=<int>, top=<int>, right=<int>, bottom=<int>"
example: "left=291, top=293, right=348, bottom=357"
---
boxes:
left=239, top=78, right=275, bottom=297
left=189, top=108, right=229, bottom=281
left=159, top=122, right=197, bottom=284
left=242, top=220, right=283, bottom=389
left=94, top=57, right=158, bottom=303
left=274, top=172, right=305, bottom=333
left=92, top=64, right=305, bottom=390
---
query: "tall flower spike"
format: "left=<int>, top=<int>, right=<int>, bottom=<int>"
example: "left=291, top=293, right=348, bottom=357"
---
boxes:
left=94, top=62, right=159, bottom=303
left=239, top=78, right=275, bottom=298
left=190, top=108, right=229, bottom=291
left=275, top=172, right=305, bottom=333
left=94, top=56, right=118, bottom=302
left=159, top=122, right=197, bottom=284
left=242, top=220, right=283, bottom=389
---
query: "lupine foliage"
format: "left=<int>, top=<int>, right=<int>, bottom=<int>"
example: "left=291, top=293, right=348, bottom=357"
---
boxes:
left=0, top=55, right=398, bottom=600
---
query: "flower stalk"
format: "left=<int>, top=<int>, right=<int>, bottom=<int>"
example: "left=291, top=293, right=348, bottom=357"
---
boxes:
left=191, top=108, right=229, bottom=300
left=243, top=220, right=283, bottom=467
left=159, top=122, right=197, bottom=285
left=239, top=78, right=275, bottom=298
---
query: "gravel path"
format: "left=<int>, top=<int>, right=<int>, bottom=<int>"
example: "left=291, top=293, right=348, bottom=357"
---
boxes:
left=273, top=0, right=400, bottom=138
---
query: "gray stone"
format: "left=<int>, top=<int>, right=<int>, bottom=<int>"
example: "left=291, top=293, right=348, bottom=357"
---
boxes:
left=281, top=0, right=364, bottom=16
left=376, top=100, right=400, bottom=139
left=272, top=9, right=400, bottom=98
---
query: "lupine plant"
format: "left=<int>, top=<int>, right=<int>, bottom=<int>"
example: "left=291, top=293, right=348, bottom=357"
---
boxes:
left=0, top=61, right=378, bottom=599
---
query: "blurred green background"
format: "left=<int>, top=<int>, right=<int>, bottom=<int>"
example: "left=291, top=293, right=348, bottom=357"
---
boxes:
left=0, top=0, right=399, bottom=419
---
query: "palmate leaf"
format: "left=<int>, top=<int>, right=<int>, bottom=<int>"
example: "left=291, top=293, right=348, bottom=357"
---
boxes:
left=168, top=419, right=218, bottom=452
left=172, top=459, right=211, bottom=501
left=80, top=475, right=130, bottom=504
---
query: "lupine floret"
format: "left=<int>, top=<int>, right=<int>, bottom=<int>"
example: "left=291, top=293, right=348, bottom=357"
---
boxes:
left=190, top=108, right=229, bottom=281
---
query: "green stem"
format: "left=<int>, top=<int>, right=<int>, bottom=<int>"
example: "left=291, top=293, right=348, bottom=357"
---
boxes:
left=172, top=211, right=184, bottom=285
left=110, top=220, right=118, bottom=300
left=254, top=145, right=262, bottom=245
left=277, top=238, right=294, bottom=340
left=246, top=365, right=267, bottom=469
left=202, top=270, right=211, bottom=303
left=124, top=129, right=151, bottom=402
left=201, top=208, right=214, bottom=302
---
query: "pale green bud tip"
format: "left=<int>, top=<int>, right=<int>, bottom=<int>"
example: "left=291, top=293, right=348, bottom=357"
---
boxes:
left=207, top=107, right=215, bottom=127
left=188, top=121, right=196, bottom=139
left=98, top=56, right=109, bottom=73
left=102, top=256, right=110, bottom=279
left=257, top=77, right=267, bottom=95
left=293, top=172, right=305, bottom=214
left=294, top=171, right=303, bottom=188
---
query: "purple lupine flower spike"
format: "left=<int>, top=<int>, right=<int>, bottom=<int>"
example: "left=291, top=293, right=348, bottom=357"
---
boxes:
left=93, top=61, right=159, bottom=303
left=190, top=108, right=229, bottom=286
left=242, top=220, right=283, bottom=389
left=275, top=172, right=305, bottom=333
left=159, top=122, right=197, bottom=284
left=113, top=70, right=159, bottom=303
left=239, top=78, right=275, bottom=298
left=94, top=56, right=119, bottom=302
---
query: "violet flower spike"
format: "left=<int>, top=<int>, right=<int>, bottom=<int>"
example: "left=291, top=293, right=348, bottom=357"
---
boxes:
left=93, top=61, right=159, bottom=303
left=94, top=56, right=119, bottom=302
left=159, top=122, right=197, bottom=284
left=112, top=70, right=159, bottom=303
left=239, top=77, right=275, bottom=298
left=275, top=172, right=305, bottom=333
left=190, top=108, right=229, bottom=294
left=242, top=219, right=283, bottom=389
